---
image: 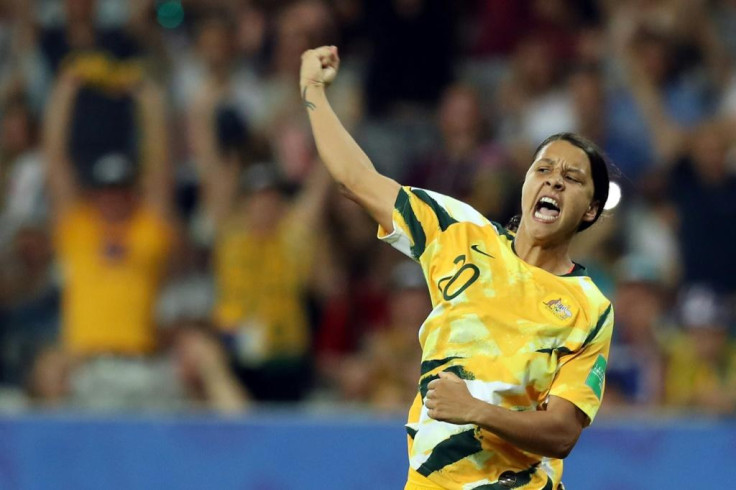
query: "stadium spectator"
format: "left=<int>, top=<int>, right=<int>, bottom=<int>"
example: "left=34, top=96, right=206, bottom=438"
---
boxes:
left=0, top=94, right=46, bottom=247
left=311, top=190, right=395, bottom=371
left=607, top=1, right=724, bottom=176
left=36, top=0, right=145, bottom=180
left=0, top=93, right=54, bottom=385
left=43, top=71, right=175, bottom=401
left=405, top=83, right=518, bottom=220
left=22, top=322, right=248, bottom=414
left=260, top=1, right=361, bottom=185
left=172, top=9, right=266, bottom=137
left=567, top=63, right=652, bottom=186
left=190, top=81, right=331, bottom=402
left=664, top=285, right=736, bottom=414
left=604, top=255, right=667, bottom=408
left=667, top=121, right=736, bottom=295
left=0, top=222, right=59, bottom=386
left=170, top=323, right=249, bottom=414
left=496, top=34, right=575, bottom=149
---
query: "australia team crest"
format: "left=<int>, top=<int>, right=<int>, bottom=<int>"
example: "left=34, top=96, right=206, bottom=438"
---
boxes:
left=543, top=297, right=574, bottom=321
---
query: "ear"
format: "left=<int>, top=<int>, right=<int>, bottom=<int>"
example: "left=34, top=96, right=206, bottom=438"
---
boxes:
left=582, top=201, right=599, bottom=223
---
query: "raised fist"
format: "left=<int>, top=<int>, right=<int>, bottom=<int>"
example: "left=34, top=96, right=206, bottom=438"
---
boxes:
left=300, top=45, right=340, bottom=92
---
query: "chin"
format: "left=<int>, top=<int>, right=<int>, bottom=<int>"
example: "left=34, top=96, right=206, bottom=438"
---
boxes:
left=526, top=219, right=573, bottom=244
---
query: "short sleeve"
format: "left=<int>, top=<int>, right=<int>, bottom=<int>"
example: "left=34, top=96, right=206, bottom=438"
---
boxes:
left=377, top=187, right=490, bottom=261
left=549, top=304, right=614, bottom=425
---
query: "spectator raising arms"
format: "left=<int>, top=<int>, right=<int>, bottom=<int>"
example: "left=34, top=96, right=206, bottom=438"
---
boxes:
left=190, top=79, right=331, bottom=402
left=43, top=70, right=174, bottom=362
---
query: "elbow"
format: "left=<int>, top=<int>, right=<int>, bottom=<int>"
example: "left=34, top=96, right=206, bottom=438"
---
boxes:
left=550, top=442, right=574, bottom=460
left=338, top=182, right=359, bottom=202
left=337, top=171, right=365, bottom=194
left=337, top=174, right=372, bottom=202
left=549, top=429, right=581, bottom=459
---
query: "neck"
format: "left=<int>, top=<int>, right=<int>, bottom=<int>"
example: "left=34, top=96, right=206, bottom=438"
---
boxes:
left=514, top=221, right=574, bottom=275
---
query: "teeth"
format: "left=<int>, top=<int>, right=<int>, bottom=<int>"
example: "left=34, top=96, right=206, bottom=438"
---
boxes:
left=540, top=196, right=559, bottom=208
left=534, top=210, right=558, bottom=222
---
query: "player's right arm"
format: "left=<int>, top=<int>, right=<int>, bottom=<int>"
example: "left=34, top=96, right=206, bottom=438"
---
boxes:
left=300, top=46, right=400, bottom=232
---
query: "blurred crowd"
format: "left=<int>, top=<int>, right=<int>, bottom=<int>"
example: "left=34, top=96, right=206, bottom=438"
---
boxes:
left=0, top=0, right=735, bottom=417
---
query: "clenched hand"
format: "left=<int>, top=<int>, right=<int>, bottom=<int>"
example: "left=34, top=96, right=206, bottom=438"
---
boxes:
left=300, top=45, right=340, bottom=94
left=425, top=371, right=481, bottom=425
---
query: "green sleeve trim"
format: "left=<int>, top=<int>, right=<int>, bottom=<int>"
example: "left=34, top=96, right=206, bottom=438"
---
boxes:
left=411, top=189, right=458, bottom=231
left=582, top=304, right=612, bottom=348
left=489, top=220, right=515, bottom=241
left=396, top=188, right=427, bottom=259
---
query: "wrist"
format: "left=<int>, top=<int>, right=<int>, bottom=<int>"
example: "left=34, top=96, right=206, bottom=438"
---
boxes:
left=468, top=398, right=502, bottom=429
left=301, top=80, right=325, bottom=94
left=301, top=82, right=325, bottom=111
left=466, top=397, right=487, bottom=426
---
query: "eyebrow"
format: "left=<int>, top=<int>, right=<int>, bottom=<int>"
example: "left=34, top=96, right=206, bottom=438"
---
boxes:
left=535, top=158, right=587, bottom=174
left=565, top=167, right=586, bottom=175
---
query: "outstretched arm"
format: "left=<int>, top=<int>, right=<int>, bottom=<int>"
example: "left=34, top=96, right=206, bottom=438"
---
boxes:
left=425, top=372, right=587, bottom=459
left=301, top=46, right=400, bottom=232
left=189, top=79, right=239, bottom=231
left=135, top=79, right=174, bottom=221
left=43, top=72, right=80, bottom=218
left=288, top=162, right=332, bottom=230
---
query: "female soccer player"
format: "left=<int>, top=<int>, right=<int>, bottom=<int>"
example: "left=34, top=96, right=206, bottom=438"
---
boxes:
left=301, top=46, right=613, bottom=490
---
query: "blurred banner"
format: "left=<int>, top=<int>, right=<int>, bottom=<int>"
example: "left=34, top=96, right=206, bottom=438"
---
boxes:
left=0, top=413, right=734, bottom=489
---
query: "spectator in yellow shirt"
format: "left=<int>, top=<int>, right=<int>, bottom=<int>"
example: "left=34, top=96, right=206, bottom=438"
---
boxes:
left=44, top=71, right=175, bottom=357
left=190, top=80, right=331, bottom=402
left=665, top=285, right=736, bottom=414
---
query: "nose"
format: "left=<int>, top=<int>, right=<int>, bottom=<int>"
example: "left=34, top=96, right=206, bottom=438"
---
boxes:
left=545, top=173, right=564, bottom=190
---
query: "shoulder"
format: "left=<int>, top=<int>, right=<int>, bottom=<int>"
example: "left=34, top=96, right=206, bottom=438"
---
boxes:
left=401, top=186, right=493, bottom=229
left=583, top=276, right=611, bottom=307
left=571, top=273, right=612, bottom=311
left=577, top=277, right=614, bottom=344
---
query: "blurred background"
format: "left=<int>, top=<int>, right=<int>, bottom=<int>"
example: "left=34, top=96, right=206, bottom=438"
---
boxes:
left=0, top=0, right=735, bottom=488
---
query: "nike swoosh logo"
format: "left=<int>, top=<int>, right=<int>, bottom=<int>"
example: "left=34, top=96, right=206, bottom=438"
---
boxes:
left=470, top=244, right=494, bottom=258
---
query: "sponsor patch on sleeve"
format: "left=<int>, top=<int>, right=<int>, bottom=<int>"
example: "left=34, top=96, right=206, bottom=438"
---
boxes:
left=585, top=354, right=607, bottom=400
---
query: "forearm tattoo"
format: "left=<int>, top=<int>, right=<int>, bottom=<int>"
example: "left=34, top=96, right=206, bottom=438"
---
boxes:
left=302, top=86, right=316, bottom=111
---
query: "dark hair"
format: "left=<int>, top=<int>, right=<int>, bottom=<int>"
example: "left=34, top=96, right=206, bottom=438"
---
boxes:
left=506, top=132, right=610, bottom=233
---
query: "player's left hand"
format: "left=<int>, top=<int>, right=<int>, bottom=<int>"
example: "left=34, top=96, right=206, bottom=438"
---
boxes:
left=425, top=371, right=479, bottom=425
left=300, top=45, right=339, bottom=93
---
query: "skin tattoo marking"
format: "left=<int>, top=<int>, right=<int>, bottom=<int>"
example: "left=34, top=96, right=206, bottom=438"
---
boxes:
left=302, top=86, right=316, bottom=111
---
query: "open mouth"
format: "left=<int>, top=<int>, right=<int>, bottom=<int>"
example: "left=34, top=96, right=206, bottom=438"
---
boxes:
left=533, top=196, right=561, bottom=223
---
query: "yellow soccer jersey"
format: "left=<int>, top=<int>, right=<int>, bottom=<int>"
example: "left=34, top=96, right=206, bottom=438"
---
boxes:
left=378, top=187, right=614, bottom=490
left=213, top=211, right=315, bottom=361
left=56, top=202, right=173, bottom=355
